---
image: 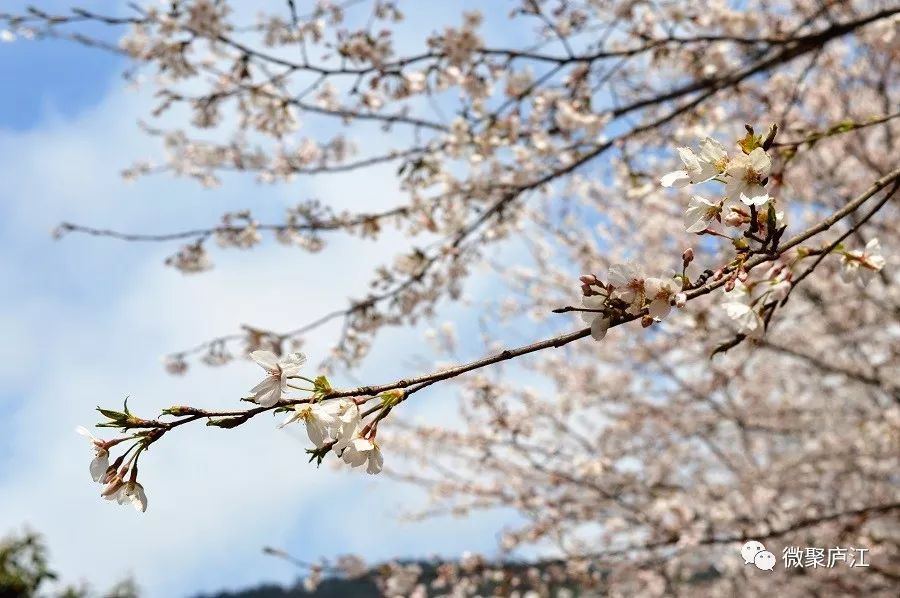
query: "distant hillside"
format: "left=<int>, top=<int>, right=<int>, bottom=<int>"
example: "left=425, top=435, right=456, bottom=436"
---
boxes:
left=193, top=559, right=569, bottom=598
left=194, top=577, right=380, bottom=598
left=193, top=559, right=728, bottom=597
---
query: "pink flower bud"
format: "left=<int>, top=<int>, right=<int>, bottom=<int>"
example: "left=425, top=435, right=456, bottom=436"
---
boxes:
left=725, top=279, right=736, bottom=292
left=723, top=211, right=744, bottom=227
left=682, top=248, right=694, bottom=264
left=101, top=477, right=123, bottom=497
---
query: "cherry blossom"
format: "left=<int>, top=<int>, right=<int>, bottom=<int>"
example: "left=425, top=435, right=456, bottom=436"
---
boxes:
left=247, top=350, right=306, bottom=407
left=103, top=480, right=149, bottom=513
left=579, top=294, right=610, bottom=342
left=644, top=277, right=683, bottom=320
left=340, top=437, right=384, bottom=475
left=659, top=138, right=727, bottom=188
left=607, top=263, right=646, bottom=315
left=725, top=148, right=771, bottom=207
left=683, top=195, right=721, bottom=233
left=76, top=426, right=110, bottom=483
left=722, top=284, right=765, bottom=338
left=840, top=238, right=885, bottom=286
left=281, top=399, right=360, bottom=449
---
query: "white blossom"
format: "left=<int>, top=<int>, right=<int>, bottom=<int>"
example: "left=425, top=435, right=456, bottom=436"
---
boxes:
left=104, top=480, right=148, bottom=513
left=281, top=399, right=360, bottom=448
left=660, top=138, right=726, bottom=188
left=697, top=137, right=729, bottom=172
left=841, top=238, right=885, bottom=286
left=341, top=437, right=384, bottom=474
left=76, top=426, right=110, bottom=483
left=683, top=195, right=721, bottom=233
left=723, top=301, right=763, bottom=337
left=722, top=292, right=764, bottom=338
left=247, top=350, right=307, bottom=406
left=725, top=148, right=771, bottom=206
left=644, top=277, right=682, bottom=320
left=608, top=263, right=646, bottom=315
left=580, top=294, right=610, bottom=341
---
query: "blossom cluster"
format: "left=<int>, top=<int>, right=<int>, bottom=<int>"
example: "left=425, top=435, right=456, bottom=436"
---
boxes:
left=76, top=426, right=148, bottom=512
left=578, top=263, right=687, bottom=342
left=248, top=350, right=384, bottom=475
left=662, top=134, right=779, bottom=234
left=655, top=130, right=886, bottom=340
left=77, top=347, right=390, bottom=514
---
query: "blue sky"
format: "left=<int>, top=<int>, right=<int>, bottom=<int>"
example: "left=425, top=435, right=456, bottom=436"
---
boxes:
left=0, top=2, right=534, bottom=596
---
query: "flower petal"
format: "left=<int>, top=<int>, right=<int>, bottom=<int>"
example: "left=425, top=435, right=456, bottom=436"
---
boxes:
left=748, top=147, right=771, bottom=174
left=130, top=484, right=148, bottom=513
left=90, top=451, right=109, bottom=483
left=76, top=426, right=96, bottom=441
left=648, top=298, right=672, bottom=320
left=590, top=316, right=610, bottom=341
left=278, top=352, right=307, bottom=376
left=699, top=137, right=727, bottom=163
left=660, top=170, right=690, bottom=188
left=367, top=448, right=384, bottom=475
left=740, top=185, right=769, bottom=206
left=253, top=382, right=281, bottom=407
left=250, top=350, right=280, bottom=372
left=690, top=160, right=718, bottom=184
left=306, top=421, right=326, bottom=448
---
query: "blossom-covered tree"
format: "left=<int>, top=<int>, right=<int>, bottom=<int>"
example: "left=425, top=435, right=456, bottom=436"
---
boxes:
left=4, top=0, right=899, bottom=595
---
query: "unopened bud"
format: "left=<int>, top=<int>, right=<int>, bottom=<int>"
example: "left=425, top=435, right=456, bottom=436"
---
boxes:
left=723, top=211, right=743, bottom=227
left=674, top=293, right=687, bottom=308
left=100, top=467, right=116, bottom=485
left=641, top=316, right=654, bottom=328
left=579, top=274, right=599, bottom=285
left=713, top=269, right=725, bottom=281
left=682, top=248, right=694, bottom=265
left=725, top=279, right=736, bottom=292
left=101, top=476, right=124, bottom=497
left=737, top=270, right=749, bottom=282
left=762, top=123, right=778, bottom=150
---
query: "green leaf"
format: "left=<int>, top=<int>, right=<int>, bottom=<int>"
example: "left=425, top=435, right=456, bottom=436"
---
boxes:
left=379, top=390, right=404, bottom=407
left=206, top=415, right=250, bottom=429
left=314, top=375, right=332, bottom=393
left=96, top=407, right=127, bottom=421
left=732, top=238, right=749, bottom=250
left=738, top=130, right=763, bottom=154
left=306, top=446, right=329, bottom=467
